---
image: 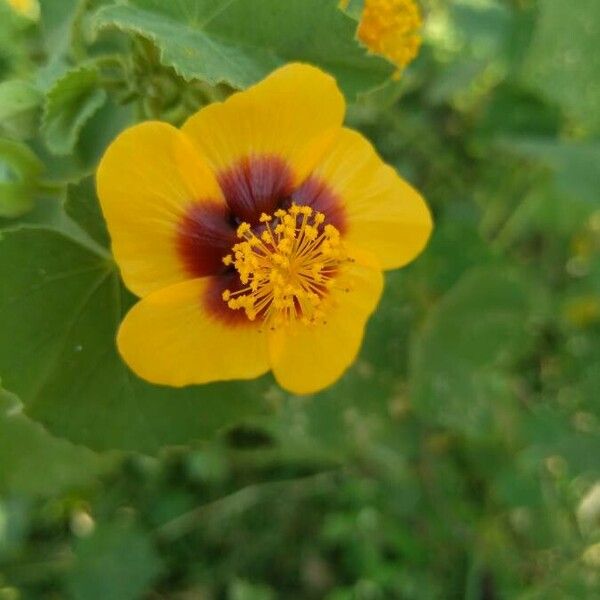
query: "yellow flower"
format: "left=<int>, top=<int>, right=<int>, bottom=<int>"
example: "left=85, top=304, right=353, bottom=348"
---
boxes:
left=5, top=0, right=39, bottom=19
left=356, top=0, right=423, bottom=74
left=97, top=64, right=432, bottom=394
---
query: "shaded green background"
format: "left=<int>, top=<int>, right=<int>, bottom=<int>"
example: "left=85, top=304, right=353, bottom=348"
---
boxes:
left=1, top=0, right=599, bottom=598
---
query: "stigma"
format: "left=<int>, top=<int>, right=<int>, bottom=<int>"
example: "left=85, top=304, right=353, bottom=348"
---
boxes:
left=221, top=204, right=349, bottom=329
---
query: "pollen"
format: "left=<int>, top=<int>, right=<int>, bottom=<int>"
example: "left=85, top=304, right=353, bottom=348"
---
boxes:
left=357, top=0, right=423, bottom=75
left=222, top=204, right=349, bottom=329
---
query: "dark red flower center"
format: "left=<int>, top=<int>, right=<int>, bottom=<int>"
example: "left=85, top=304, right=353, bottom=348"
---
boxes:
left=176, top=155, right=346, bottom=325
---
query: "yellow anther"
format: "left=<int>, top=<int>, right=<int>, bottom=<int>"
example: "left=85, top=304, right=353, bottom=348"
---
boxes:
left=304, top=225, right=318, bottom=241
left=222, top=205, right=346, bottom=329
left=236, top=222, right=251, bottom=237
left=277, top=238, right=292, bottom=253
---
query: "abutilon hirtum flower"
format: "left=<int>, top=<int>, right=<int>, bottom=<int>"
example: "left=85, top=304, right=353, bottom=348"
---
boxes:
left=97, top=64, right=432, bottom=394
left=348, top=0, right=423, bottom=74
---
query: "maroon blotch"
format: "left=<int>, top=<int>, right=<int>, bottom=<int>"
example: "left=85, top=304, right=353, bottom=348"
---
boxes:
left=177, top=201, right=236, bottom=278
left=218, top=155, right=294, bottom=225
left=291, top=175, right=347, bottom=234
left=202, top=273, right=256, bottom=327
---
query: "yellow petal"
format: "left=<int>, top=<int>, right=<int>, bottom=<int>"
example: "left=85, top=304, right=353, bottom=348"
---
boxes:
left=97, top=121, right=225, bottom=297
left=117, top=278, right=269, bottom=387
left=267, top=258, right=383, bottom=395
left=310, top=128, right=432, bottom=270
left=181, top=63, right=345, bottom=185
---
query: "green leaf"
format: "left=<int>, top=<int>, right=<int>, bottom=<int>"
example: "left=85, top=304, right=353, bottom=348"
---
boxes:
left=0, top=387, right=101, bottom=496
left=91, top=0, right=393, bottom=98
left=522, top=0, right=600, bottom=134
left=64, top=176, right=109, bottom=249
left=0, top=227, right=272, bottom=453
left=41, top=66, right=107, bottom=156
left=0, top=79, right=42, bottom=139
left=410, top=267, right=536, bottom=437
left=67, top=520, right=163, bottom=600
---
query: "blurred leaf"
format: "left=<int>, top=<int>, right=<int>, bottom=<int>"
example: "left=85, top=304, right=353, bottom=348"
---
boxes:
left=478, top=85, right=562, bottom=138
left=0, top=497, right=29, bottom=560
left=410, top=266, right=536, bottom=436
left=228, top=579, right=276, bottom=600
left=67, top=520, right=162, bottom=600
left=41, top=66, right=107, bottom=156
left=522, top=0, right=600, bottom=134
left=340, top=0, right=364, bottom=21
left=427, top=58, right=488, bottom=107
left=0, top=79, right=42, bottom=139
left=0, top=3, right=35, bottom=80
left=450, top=0, right=512, bottom=57
left=91, top=0, right=393, bottom=97
left=0, top=197, right=63, bottom=233
left=409, top=210, right=493, bottom=294
left=426, top=0, right=512, bottom=107
left=523, top=407, right=600, bottom=477
left=38, top=0, right=81, bottom=56
left=0, top=227, right=272, bottom=453
left=501, top=137, right=600, bottom=205
left=0, top=137, right=43, bottom=178
left=0, top=181, right=36, bottom=218
left=0, top=138, right=44, bottom=217
left=0, top=387, right=101, bottom=495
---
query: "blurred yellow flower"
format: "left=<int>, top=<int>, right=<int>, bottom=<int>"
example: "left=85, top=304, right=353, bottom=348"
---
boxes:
left=5, top=0, right=39, bottom=20
left=343, top=0, right=423, bottom=75
left=564, top=295, right=600, bottom=328
left=97, top=64, right=432, bottom=394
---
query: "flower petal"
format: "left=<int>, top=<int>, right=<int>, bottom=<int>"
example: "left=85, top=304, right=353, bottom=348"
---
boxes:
left=309, top=128, right=433, bottom=270
left=182, top=63, right=345, bottom=189
left=117, top=278, right=269, bottom=387
left=267, top=257, right=383, bottom=395
left=97, top=121, right=225, bottom=297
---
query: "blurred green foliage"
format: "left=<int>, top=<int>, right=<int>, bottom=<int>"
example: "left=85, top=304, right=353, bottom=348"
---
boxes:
left=0, top=0, right=599, bottom=598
